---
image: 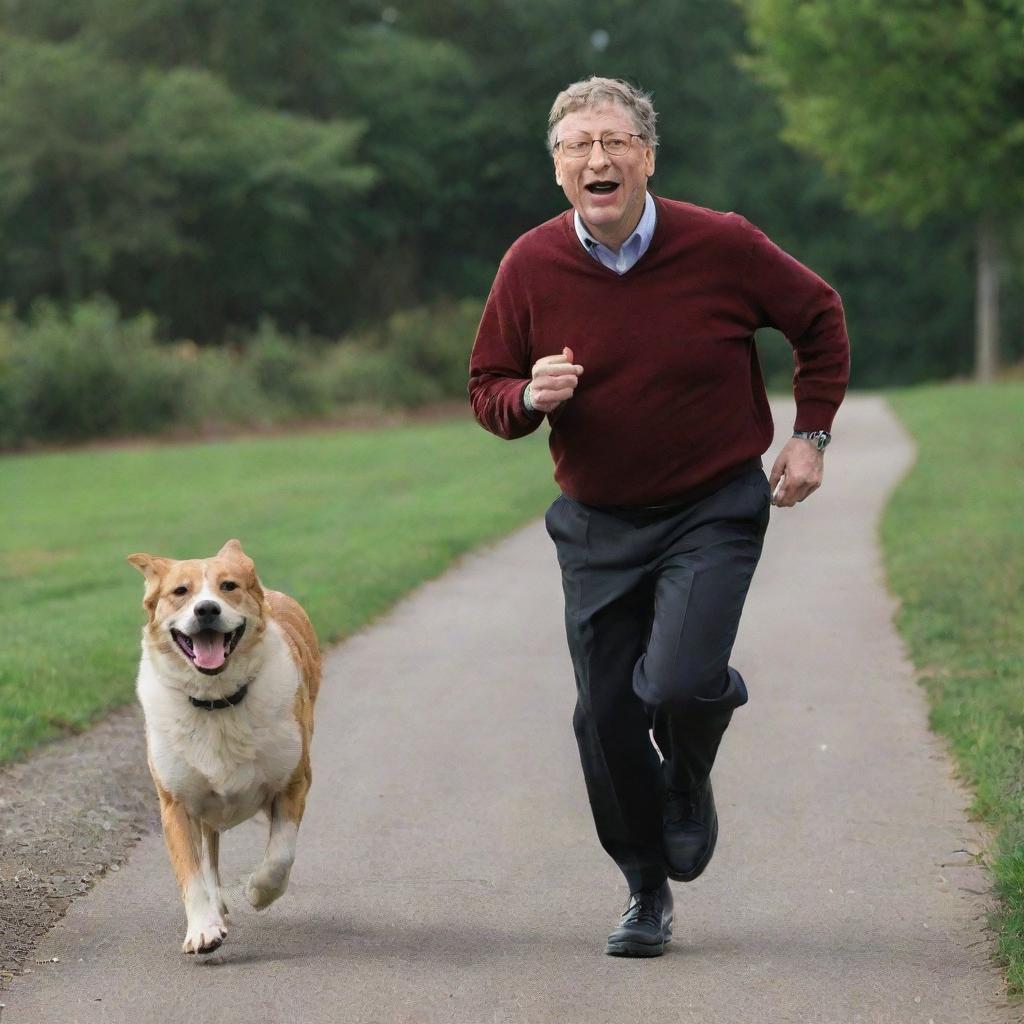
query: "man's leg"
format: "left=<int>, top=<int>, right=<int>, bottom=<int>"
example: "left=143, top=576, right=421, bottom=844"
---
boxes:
left=545, top=495, right=665, bottom=894
left=635, top=470, right=771, bottom=879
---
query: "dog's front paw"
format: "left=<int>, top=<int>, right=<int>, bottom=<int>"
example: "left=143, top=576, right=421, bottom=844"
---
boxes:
left=246, top=863, right=289, bottom=910
left=182, top=916, right=227, bottom=955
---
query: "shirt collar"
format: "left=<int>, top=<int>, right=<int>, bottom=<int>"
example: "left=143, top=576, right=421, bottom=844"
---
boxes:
left=574, top=191, right=657, bottom=259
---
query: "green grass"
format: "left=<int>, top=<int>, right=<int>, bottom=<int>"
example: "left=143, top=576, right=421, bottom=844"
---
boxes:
left=0, top=418, right=556, bottom=763
left=883, top=381, right=1024, bottom=991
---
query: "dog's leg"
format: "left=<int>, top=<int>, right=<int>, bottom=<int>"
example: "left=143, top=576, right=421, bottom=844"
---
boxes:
left=201, top=823, right=228, bottom=920
left=246, top=765, right=310, bottom=911
left=157, top=786, right=227, bottom=954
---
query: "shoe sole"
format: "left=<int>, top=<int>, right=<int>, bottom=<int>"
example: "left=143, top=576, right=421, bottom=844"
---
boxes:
left=665, top=814, right=718, bottom=883
left=605, top=926, right=673, bottom=958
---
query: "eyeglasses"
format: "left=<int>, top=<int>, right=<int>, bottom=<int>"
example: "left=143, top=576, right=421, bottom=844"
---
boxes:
left=554, top=131, right=644, bottom=158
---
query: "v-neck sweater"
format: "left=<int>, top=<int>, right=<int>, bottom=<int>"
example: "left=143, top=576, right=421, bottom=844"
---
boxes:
left=468, top=195, right=850, bottom=507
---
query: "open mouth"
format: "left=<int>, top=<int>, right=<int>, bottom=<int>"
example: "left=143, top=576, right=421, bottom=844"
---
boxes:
left=585, top=181, right=620, bottom=194
left=171, top=623, right=246, bottom=675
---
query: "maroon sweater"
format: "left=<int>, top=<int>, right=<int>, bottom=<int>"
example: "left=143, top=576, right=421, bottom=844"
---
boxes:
left=469, top=196, right=850, bottom=507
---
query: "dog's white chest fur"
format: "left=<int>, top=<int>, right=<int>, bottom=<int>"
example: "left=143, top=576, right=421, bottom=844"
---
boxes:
left=138, top=621, right=303, bottom=830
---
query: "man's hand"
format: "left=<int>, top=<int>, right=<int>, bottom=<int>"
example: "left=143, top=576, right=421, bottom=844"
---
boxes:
left=768, top=437, right=825, bottom=507
left=528, top=347, right=584, bottom=413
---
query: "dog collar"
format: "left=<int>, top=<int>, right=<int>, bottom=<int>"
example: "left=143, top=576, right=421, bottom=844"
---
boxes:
left=190, top=681, right=250, bottom=711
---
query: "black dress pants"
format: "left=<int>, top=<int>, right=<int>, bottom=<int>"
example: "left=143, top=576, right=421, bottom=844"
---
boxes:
left=544, top=465, right=771, bottom=892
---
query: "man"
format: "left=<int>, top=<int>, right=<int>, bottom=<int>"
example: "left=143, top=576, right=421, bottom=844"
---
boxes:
left=468, top=77, right=849, bottom=958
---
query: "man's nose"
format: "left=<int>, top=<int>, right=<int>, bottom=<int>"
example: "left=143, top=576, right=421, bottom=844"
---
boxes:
left=586, top=140, right=611, bottom=170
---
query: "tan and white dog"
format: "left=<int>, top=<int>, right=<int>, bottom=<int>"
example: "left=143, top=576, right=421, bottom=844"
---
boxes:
left=127, top=539, right=320, bottom=955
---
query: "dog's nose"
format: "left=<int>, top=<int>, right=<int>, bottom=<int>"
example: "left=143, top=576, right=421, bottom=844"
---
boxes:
left=194, top=601, right=221, bottom=621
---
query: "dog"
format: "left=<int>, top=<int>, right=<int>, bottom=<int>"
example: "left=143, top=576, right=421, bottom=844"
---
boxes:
left=127, top=539, right=320, bottom=954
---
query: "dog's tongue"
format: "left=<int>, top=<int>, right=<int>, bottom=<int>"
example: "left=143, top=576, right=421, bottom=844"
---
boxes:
left=193, top=629, right=226, bottom=670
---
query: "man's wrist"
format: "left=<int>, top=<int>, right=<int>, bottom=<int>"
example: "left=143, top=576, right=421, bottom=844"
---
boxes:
left=523, top=382, right=541, bottom=415
left=792, top=429, right=831, bottom=452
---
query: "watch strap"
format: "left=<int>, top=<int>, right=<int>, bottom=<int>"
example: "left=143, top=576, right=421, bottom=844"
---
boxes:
left=792, top=429, right=831, bottom=451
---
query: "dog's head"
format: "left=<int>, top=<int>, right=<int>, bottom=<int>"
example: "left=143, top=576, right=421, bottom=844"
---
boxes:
left=127, top=539, right=267, bottom=679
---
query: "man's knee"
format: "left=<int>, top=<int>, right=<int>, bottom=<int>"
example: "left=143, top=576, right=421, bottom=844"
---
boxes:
left=633, top=662, right=749, bottom=715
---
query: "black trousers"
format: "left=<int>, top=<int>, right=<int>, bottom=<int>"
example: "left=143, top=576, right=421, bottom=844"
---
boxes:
left=544, top=466, right=771, bottom=892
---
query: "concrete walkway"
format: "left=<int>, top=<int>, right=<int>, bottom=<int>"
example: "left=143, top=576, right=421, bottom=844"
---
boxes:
left=2, top=396, right=1012, bottom=1023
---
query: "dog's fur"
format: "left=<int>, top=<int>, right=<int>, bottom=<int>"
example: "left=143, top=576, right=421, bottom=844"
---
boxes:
left=128, top=539, right=320, bottom=954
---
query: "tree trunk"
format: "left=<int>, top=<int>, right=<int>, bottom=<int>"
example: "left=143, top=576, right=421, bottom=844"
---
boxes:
left=975, top=217, right=1000, bottom=383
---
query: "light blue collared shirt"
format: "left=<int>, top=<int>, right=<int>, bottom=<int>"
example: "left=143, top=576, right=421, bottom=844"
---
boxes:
left=574, top=191, right=657, bottom=275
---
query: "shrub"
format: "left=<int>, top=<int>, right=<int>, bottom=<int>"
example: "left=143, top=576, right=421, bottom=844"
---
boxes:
left=242, top=319, right=332, bottom=414
left=319, top=343, right=442, bottom=409
left=0, top=300, right=185, bottom=446
left=0, top=296, right=486, bottom=447
left=180, top=344, right=269, bottom=428
left=376, top=298, right=483, bottom=399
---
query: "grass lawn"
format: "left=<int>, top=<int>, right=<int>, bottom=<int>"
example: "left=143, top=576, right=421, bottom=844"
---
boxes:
left=884, top=381, right=1024, bottom=991
left=0, top=418, right=556, bottom=764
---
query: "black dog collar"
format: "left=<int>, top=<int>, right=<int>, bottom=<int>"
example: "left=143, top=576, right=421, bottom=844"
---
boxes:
left=190, top=681, right=250, bottom=711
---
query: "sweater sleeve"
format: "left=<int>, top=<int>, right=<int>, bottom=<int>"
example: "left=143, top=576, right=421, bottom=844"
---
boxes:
left=738, top=219, right=851, bottom=432
left=468, top=258, right=545, bottom=440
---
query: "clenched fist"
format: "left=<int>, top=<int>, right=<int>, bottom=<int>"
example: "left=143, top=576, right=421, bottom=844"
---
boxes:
left=529, top=347, right=584, bottom=414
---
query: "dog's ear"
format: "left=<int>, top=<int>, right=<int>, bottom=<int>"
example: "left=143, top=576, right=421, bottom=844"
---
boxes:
left=216, top=539, right=263, bottom=602
left=218, top=537, right=256, bottom=575
left=217, top=539, right=247, bottom=561
left=127, top=552, right=173, bottom=581
left=127, top=553, right=172, bottom=615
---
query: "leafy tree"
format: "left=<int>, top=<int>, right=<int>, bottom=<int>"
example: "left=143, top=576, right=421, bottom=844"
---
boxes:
left=741, top=0, right=1024, bottom=379
left=0, top=0, right=1009, bottom=386
left=0, top=27, right=373, bottom=338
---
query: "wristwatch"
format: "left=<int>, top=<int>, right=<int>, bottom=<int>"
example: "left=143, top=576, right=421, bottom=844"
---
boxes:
left=792, top=429, right=831, bottom=451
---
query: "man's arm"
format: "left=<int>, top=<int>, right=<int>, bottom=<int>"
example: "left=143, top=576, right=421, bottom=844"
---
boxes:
left=738, top=220, right=851, bottom=507
left=468, top=264, right=583, bottom=437
left=468, top=263, right=544, bottom=440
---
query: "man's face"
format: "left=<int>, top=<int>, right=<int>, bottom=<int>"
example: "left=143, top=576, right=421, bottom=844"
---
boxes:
left=552, top=102, right=655, bottom=251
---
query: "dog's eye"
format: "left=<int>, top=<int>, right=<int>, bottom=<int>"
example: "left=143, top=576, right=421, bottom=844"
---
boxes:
left=172, top=585, right=188, bottom=596
left=220, top=581, right=238, bottom=592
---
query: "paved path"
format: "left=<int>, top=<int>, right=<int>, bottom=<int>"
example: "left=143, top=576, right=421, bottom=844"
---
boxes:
left=2, top=396, right=1012, bottom=1024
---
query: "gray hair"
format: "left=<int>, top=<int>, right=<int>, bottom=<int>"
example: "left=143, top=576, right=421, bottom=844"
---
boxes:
left=547, top=77, right=659, bottom=153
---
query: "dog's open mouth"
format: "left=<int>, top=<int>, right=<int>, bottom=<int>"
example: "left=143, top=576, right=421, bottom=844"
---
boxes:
left=172, top=624, right=246, bottom=675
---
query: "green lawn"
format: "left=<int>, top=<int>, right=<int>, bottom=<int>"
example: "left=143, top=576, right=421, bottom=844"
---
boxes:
left=884, top=381, right=1024, bottom=992
left=0, top=418, right=556, bottom=763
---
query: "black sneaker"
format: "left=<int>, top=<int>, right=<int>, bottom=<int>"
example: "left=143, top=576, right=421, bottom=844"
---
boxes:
left=663, top=777, right=718, bottom=882
left=605, top=880, right=673, bottom=957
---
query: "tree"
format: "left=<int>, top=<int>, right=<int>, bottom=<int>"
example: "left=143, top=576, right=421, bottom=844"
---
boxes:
left=0, top=29, right=374, bottom=339
left=741, top=0, right=1024, bottom=380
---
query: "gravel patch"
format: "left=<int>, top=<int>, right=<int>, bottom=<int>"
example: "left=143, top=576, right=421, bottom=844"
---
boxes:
left=0, top=703, right=157, bottom=989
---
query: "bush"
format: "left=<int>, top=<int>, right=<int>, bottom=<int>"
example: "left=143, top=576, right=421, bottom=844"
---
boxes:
left=319, top=344, right=442, bottom=409
left=242, top=319, right=332, bottom=414
left=376, top=298, right=483, bottom=400
left=318, top=296, right=483, bottom=410
left=181, top=344, right=269, bottom=428
left=0, top=297, right=485, bottom=448
left=0, top=300, right=186, bottom=446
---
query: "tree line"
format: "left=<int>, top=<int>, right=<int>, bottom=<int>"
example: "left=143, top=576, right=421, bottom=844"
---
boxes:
left=0, top=0, right=1020, bottom=389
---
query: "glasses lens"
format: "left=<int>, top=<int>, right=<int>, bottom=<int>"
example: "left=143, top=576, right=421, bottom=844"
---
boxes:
left=561, top=138, right=592, bottom=157
left=602, top=133, right=632, bottom=155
